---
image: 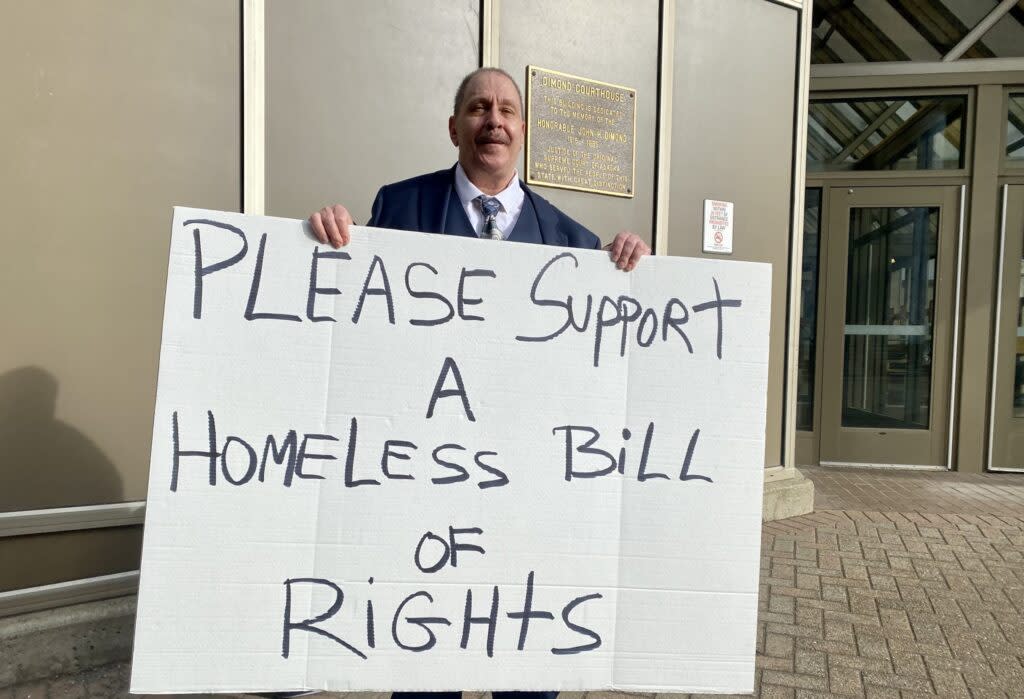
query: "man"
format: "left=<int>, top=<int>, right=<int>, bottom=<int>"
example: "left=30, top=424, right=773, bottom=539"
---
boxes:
left=301, top=67, right=650, bottom=699
left=309, top=67, right=649, bottom=269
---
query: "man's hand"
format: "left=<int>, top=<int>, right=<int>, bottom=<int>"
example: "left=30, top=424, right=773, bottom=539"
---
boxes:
left=309, top=205, right=353, bottom=249
left=605, top=232, right=651, bottom=271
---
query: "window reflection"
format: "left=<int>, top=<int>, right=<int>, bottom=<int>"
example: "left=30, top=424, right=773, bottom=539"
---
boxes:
left=808, top=96, right=965, bottom=172
left=1015, top=257, right=1024, bottom=416
left=797, top=189, right=822, bottom=431
left=1008, top=93, right=1024, bottom=164
left=843, top=207, right=938, bottom=429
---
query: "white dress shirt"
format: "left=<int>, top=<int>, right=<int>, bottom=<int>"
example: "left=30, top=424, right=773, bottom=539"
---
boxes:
left=453, top=163, right=525, bottom=238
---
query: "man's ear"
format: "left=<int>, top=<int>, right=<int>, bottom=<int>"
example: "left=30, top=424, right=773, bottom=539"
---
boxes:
left=448, top=116, right=458, bottom=146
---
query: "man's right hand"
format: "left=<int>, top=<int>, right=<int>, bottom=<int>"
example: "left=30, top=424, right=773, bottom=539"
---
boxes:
left=309, top=204, right=353, bottom=249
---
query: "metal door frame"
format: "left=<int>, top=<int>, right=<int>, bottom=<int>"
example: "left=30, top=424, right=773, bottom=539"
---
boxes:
left=988, top=181, right=1024, bottom=471
left=818, top=184, right=964, bottom=469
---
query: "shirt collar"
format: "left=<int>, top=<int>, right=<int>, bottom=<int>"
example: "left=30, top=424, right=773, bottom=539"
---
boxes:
left=454, top=162, right=524, bottom=213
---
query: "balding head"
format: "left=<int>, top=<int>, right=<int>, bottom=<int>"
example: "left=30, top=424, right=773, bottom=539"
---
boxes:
left=448, top=68, right=526, bottom=195
left=453, top=68, right=524, bottom=116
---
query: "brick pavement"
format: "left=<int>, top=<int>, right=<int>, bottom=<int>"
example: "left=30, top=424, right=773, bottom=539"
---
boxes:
left=4, top=467, right=1023, bottom=698
left=757, top=509, right=1024, bottom=698
left=801, top=466, right=1024, bottom=517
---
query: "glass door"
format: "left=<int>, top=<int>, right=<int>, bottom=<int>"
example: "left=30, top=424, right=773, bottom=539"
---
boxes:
left=989, top=184, right=1024, bottom=471
left=820, top=186, right=960, bottom=467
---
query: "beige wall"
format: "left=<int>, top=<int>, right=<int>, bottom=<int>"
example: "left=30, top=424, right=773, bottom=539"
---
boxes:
left=2, top=0, right=804, bottom=600
left=0, top=527, right=142, bottom=593
left=499, top=0, right=660, bottom=248
left=265, top=0, right=480, bottom=223
left=667, top=0, right=799, bottom=467
left=0, top=0, right=240, bottom=590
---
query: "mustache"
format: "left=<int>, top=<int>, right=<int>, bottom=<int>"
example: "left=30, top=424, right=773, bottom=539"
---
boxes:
left=475, top=132, right=509, bottom=145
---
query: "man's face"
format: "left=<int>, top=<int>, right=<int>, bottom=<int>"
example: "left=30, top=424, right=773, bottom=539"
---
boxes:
left=448, top=72, right=525, bottom=186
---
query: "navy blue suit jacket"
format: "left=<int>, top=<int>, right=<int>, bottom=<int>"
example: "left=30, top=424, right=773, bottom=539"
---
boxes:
left=366, top=166, right=601, bottom=250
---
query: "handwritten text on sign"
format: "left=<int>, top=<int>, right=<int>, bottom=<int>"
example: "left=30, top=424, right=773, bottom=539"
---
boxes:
left=131, top=208, right=771, bottom=694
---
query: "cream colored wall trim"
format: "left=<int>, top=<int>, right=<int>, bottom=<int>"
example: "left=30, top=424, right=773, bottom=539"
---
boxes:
left=243, top=0, right=265, bottom=214
left=653, top=0, right=675, bottom=257
left=769, top=0, right=804, bottom=8
left=0, top=571, right=139, bottom=619
left=781, top=2, right=814, bottom=477
left=0, top=502, right=146, bottom=538
left=813, top=58, right=1024, bottom=79
left=481, top=0, right=498, bottom=67
left=946, top=185, right=967, bottom=470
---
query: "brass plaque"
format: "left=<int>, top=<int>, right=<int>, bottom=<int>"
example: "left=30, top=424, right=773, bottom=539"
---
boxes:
left=526, top=66, right=636, bottom=198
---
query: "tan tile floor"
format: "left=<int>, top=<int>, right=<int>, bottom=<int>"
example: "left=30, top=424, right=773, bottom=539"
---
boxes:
left=4, top=466, right=1023, bottom=698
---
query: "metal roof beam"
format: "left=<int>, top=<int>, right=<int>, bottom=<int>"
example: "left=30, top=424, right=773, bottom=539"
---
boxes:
left=943, top=0, right=1018, bottom=61
left=829, top=100, right=907, bottom=163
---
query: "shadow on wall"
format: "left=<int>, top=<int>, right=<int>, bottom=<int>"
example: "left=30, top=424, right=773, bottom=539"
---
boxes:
left=0, top=367, right=122, bottom=512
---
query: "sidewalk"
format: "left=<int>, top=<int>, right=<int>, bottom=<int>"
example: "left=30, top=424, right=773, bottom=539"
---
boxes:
left=4, top=466, right=1023, bottom=699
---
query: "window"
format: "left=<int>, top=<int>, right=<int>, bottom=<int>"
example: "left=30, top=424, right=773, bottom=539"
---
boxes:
left=797, top=188, right=822, bottom=431
left=1008, top=92, right=1024, bottom=165
left=808, top=96, right=966, bottom=172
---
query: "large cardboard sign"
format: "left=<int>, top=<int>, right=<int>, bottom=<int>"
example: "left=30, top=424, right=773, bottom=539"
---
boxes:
left=131, top=207, right=771, bottom=695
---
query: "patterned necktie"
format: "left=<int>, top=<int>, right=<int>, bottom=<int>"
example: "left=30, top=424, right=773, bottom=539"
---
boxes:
left=475, top=195, right=503, bottom=240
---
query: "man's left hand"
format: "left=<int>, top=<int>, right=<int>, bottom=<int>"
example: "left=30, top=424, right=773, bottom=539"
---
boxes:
left=605, top=232, right=651, bottom=271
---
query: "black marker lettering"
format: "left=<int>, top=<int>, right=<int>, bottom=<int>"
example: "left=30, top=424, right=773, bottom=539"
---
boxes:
left=344, top=417, right=380, bottom=487
left=661, top=299, right=693, bottom=353
left=637, top=308, right=658, bottom=348
left=170, top=410, right=219, bottom=491
left=352, top=255, right=395, bottom=324
left=381, top=439, right=417, bottom=480
left=306, top=247, right=350, bottom=322
left=617, top=428, right=631, bottom=475
left=617, top=296, right=642, bottom=357
left=295, top=433, right=334, bottom=481
left=457, top=268, right=496, bottom=322
left=187, top=218, right=247, bottom=320
left=552, top=425, right=616, bottom=481
left=392, top=591, right=451, bottom=652
left=431, top=444, right=470, bottom=485
left=551, top=593, right=603, bottom=655
left=245, top=233, right=301, bottom=322
left=414, top=531, right=450, bottom=573
left=507, top=570, right=554, bottom=650
left=474, top=451, right=509, bottom=489
left=679, top=428, right=712, bottom=482
left=460, top=586, right=500, bottom=657
left=448, top=526, right=485, bottom=568
left=692, top=277, right=742, bottom=359
left=636, top=422, right=667, bottom=481
left=261, top=431, right=298, bottom=485
left=221, top=435, right=257, bottom=485
left=426, top=357, right=476, bottom=422
left=282, top=578, right=365, bottom=660
left=516, top=252, right=592, bottom=343
left=405, top=262, right=454, bottom=326
left=366, top=577, right=376, bottom=649
left=592, top=295, right=621, bottom=367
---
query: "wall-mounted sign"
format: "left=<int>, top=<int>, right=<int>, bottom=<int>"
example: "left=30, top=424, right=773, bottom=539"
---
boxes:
left=703, top=199, right=734, bottom=255
left=525, top=66, right=636, bottom=198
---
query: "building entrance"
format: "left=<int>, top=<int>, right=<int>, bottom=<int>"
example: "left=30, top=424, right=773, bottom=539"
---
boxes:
left=818, top=185, right=961, bottom=468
